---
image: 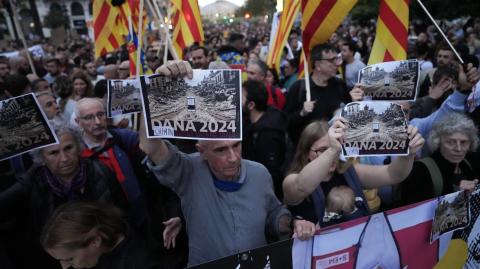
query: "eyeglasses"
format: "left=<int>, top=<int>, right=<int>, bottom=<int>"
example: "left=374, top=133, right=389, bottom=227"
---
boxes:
left=79, top=111, right=106, bottom=122
left=310, top=147, right=328, bottom=155
left=443, top=138, right=470, bottom=150
left=318, top=54, right=343, bottom=64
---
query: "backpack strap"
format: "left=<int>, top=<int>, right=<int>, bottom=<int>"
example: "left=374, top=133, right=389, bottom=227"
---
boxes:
left=418, top=157, right=443, bottom=197
left=343, top=167, right=370, bottom=213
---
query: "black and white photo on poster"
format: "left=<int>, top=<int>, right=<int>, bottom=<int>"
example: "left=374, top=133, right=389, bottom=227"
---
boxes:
left=107, top=78, right=142, bottom=117
left=461, top=186, right=480, bottom=268
left=0, top=93, right=58, bottom=161
left=358, top=60, right=419, bottom=101
left=430, top=191, right=469, bottom=243
left=341, top=101, right=409, bottom=156
left=141, top=69, right=242, bottom=140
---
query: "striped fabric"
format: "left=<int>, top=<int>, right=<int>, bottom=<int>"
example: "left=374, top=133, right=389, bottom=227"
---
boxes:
left=171, top=0, right=204, bottom=59
left=368, top=0, right=410, bottom=65
left=266, top=0, right=300, bottom=73
left=301, top=0, right=357, bottom=68
left=297, top=49, right=305, bottom=78
left=124, top=0, right=148, bottom=76
left=93, top=0, right=128, bottom=58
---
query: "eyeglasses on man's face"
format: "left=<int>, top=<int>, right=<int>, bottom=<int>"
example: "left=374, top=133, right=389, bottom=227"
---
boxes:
left=318, top=54, right=343, bottom=64
left=79, top=111, right=106, bottom=121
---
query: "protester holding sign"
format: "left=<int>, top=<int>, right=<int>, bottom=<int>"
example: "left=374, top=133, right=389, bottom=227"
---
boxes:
left=282, top=119, right=424, bottom=226
left=400, top=113, right=480, bottom=205
left=140, top=60, right=316, bottom=267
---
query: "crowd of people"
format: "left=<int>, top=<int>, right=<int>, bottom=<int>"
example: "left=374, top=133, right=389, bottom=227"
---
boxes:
left=1, top=15, right=480, bottom=269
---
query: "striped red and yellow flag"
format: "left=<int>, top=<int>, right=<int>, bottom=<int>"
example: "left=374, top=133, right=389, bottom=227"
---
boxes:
left=93, top=0, right=129, bottom=58
left=171, top=0, right=204, bottom=59
left=301, top=0, right=357, bottom=68
left=122, top=0, right=148, bottom=76
left=266, top=0, right=300, bottom=73
left=297, top=49, right=305, bottom=78
left=368, top=0, right=410, bottom=65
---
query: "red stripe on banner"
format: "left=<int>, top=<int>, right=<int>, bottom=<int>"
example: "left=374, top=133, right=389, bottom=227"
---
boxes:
left=108, top=33, right=119, bottom=48
left=172, top=9, right=180, bottom=25
left=404, top=0, right=410, bottom=5
left=302, top=0, right=337, bottom=55
left=379, top=2, right=408, bottom=51
left=384, top=50, right=394, bottom=62
left=301, top=0, right=308, bottom=13
left=177, top=32, right=186, bottom=50
left=182, top=0, right=202, bottom=41
left=94, top=2, right=111, bottom=39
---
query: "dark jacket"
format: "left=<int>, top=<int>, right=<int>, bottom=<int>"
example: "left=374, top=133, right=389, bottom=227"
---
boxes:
left=96, top=230, right=164, bottom=269
left=400, top=150, right=480, bottom=205
left=284, top=78, right=350, bottom=145
left=0, top=159, right=126, bottom=269
left=243, top=107, right=287, bottom=200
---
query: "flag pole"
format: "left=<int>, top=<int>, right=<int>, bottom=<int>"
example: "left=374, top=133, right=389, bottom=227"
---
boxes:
left=416, top=0, right=464, bottom=64
left=9, top=0, right=37, bottom=77
left=136, top=0, right=145, bottom=75
left=303, top=50, right=311, bottom=101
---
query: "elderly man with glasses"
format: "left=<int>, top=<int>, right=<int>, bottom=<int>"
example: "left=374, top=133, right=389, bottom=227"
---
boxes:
left=74, top=97, right=188, bottom=268
left=284, top=43, right=352, bottom=146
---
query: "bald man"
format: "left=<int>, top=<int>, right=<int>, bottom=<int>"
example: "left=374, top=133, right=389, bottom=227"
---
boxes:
left=118, top=61, right=130, bottom=79
left=103, top=64, right=119, bottom=80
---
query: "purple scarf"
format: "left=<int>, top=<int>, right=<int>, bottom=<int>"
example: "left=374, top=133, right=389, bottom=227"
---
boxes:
left=44, top=161, right=87, bottom=200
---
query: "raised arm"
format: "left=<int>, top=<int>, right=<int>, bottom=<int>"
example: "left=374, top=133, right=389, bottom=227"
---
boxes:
left=355, top=125, right=425, bottom=189
left=282, top=119, right=345, bottom=205
left=138, top=61, right=193, bottom=165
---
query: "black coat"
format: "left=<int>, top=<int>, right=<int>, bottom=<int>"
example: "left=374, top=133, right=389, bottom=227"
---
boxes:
left=95, top=230, right=164, bottom=269
left=0, top=159, right=127, bottom=269
left=243, top=107, right=287, bottom=200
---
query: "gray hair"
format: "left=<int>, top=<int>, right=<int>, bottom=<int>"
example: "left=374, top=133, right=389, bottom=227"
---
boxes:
left=428, top=112, right=479, bottom=152
left=31, top=122, right=85, bottom=164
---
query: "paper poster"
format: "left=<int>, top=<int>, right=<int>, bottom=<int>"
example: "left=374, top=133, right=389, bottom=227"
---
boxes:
left=0, top=93, right=58, bottom=161
left=107, top=78, right=142, bottom=117
left=141, top=69, right=242, bottom=140
left=358, top=60, right=419, bottom=101
left=430, top=191, right=469, bottom=243
left=341, top=101, right=409, bottom=156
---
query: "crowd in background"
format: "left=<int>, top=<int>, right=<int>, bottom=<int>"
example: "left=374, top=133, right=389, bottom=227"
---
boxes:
left=0, top=15, right=480, bottom=269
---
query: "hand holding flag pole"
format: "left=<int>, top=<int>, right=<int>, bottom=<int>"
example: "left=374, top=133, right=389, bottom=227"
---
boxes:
left=416, top=0, right=464, bottom=64
left=303, top=50, right=311, bottom=102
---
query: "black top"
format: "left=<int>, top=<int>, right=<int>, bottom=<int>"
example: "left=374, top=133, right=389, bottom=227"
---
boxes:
left=289, top=172, right=350, bottom=225
left=400, top=150, right=479, bottom=206
left=242, top=107, right=286, bottom=200
left=96, top=231, right=163, bottom=269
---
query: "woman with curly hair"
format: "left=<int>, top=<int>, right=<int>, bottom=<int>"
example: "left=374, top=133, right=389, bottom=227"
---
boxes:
left=400, top=112, right=480, bottom=205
